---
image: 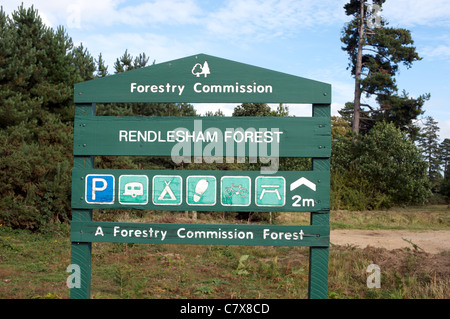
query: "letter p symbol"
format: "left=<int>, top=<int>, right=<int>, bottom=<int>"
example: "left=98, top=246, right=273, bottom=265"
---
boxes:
left=92, top=178, right=107, bottom=200
left=85, top=174, right=115, bottom=204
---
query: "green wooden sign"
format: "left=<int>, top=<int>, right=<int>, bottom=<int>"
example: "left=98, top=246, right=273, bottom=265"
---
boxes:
left=73, top=116, right=330, bottom=157
left=71, top=169, right=330, bottom=213
left=71, top=221, right=329, bottom=247
left=74, top=54, right=331, bottom=104
left=70, top=53, right=331, bottom=300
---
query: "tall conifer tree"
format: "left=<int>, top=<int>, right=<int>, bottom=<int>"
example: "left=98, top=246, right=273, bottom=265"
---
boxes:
left=0, top=5, right=96, bottom=229
left=418, top=116, right=442, bottom=191
left=341, top=0, right=428, bottom=136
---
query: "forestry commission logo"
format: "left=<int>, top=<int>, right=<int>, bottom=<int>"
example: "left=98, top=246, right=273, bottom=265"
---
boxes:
left=192, top=61, right=210, bottom=77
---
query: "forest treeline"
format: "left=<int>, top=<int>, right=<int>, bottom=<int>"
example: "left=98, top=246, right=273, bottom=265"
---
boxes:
left=0, top=5, right=449, bottom=231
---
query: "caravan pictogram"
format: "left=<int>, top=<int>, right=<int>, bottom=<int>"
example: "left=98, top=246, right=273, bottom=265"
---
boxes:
left=119, top=175, right=148, bottom=205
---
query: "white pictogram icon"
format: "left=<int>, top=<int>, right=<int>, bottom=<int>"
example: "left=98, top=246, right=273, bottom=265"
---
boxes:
left=259, top=184, right=281, bottom=200
left=193, top=178, right=209, bottom=202
left=255, top=176, right=285, bottom=207
left=187, top=176, right=216, bottom=206
left=192, top=61, right=210, bottom=77
left=153, top=175, right=182, bottom=205
left=290, top=177, right=316, bottom=191
left=123, top=182, right=144, bottom=198
left=158, top=180, right=177, bottom=201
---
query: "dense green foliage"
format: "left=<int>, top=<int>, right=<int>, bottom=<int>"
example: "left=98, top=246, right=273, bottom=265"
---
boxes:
left=331, top=121, right=430, bottom=209
left=0, top=6, right=91, bottom=229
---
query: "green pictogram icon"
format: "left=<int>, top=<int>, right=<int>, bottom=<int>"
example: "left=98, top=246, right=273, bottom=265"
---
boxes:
left=186, top=176, right=216, bottom=206
left=255, top=176, right=285, bottom=207
left=221, top=176, right=251, bottom=206
left=119, top=175, right=148, bottom=205
left=152, top=175, right=182, bottom=205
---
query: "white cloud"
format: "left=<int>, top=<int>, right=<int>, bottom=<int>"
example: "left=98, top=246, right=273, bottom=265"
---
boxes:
left=2, top=0, right=202, bottom=29
left=82, top=32, right=202, bottom=70
left=382, top=0, right=450, bottom=27
left=421, top=42, right=450, bottom=60
left=115, top=0, right=202, bottom=27
left=1, top=0, right=123, bottom=28
left=4, top=0, right=349, bottom=37
left=204, top=0, right=347, bottom=41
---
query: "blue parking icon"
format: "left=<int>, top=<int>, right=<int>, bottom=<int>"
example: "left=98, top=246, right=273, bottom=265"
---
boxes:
left=85, top=174, right=115, bottom=204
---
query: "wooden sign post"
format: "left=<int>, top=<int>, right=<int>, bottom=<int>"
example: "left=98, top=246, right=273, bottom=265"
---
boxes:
left=69, top=54, right=331, bottom=299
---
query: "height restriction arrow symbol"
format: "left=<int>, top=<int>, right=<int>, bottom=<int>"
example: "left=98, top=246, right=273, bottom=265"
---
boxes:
left=290, top=177, right=316, bottom=192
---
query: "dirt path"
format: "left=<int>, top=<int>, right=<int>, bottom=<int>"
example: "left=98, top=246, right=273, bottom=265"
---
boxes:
left=330, top=229, right=450, bottom=254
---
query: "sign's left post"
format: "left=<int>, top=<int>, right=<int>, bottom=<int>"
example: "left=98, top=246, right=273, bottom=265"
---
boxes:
left=70, top=103, right=95, bottom=299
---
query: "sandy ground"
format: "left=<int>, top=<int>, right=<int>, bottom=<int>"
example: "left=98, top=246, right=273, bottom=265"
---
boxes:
left=330, top=229, right=450, bottom=254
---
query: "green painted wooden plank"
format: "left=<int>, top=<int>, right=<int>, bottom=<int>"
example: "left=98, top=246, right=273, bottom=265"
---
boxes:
left=70, top=103, right=95, bottom=300
left=308, top=243, right=330, bottom=298
left=74, top=54, right=331, bottom=104
left=70, top=221, right=329, bottom=247
left=308, top=104, right=330, bottom=299
left=70, top=215, right=92, bottom=299
left=308, top=212, right=330, bottom=299
left=71, top=169, right=330, bottom=213
left=73, top=115, right=331, bottom=157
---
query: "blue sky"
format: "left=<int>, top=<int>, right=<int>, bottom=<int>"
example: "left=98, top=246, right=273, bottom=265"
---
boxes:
left=3, top=0, right=450, bottom=140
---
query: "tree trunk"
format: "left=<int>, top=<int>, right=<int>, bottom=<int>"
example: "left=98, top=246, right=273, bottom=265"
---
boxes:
left=353, top=0, right=365, bottom=134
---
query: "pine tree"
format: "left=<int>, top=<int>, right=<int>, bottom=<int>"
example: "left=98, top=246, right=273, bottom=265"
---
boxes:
left=232, top=103, right=275, bottom=116
left=441, top=139, right=450, bottom=202
left=95, top=53, right=109, bottom=78
left=341, top=0, right=428, bottom=134
left=0, top=5, right=96, bottom=230
left=204, top=109, right=225, bottom=116
left=71, top=42, right=96, bottom=82
left=417, top=116, right=442, bottom=191
left=440, top=138, right=450, bottom=176
left=440, top=166, right=450, bottom=203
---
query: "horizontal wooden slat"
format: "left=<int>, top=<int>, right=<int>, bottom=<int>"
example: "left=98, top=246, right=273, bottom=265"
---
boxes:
left=74, top=54, right=331, bottom=104
left=71, top=221, right=330, bottom=247
left=72, top=169, right=330, bottom=213
left=73, top=116, right=330, bottom=157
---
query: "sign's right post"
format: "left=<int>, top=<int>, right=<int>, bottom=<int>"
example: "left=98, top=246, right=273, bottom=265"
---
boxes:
left=308, top=103, right=331, bottom=299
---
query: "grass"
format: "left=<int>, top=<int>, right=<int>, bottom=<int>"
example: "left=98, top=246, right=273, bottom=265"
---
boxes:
left=0, top=205, right=448, bottom=299
left=330, top=205, right=450, bottom=230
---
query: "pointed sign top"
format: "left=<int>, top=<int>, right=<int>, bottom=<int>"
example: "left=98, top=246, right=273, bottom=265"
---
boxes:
left=74, top=53, right=331, bottom=104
